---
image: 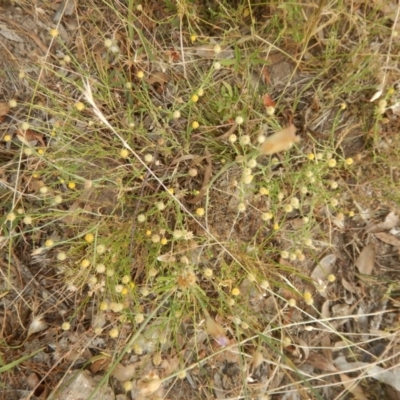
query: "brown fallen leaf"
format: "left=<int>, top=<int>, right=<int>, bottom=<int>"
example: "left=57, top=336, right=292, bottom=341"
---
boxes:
left=26, top=372, right=40, bottom=389
left=321, top=300, right=333, bottom=363
left=306, top=352, right=337, bottom=372
left=311, top=254, right=337, bottom=282
left=341, top=277, right=358, bottom=294
left=260, top=124, right=300, bottom=155
left=336, top=355, right=400, bottom=392
left=365, top=211, right=399, bottom=233
left=375, top=232, right=400, bottom=247
left=167, top=49, right=180, bottom=62
left=147, top=71, right=169, bottom=93
left=355, top=244, right=375, bottom=275
left=292, top=337, right=310, bottom=360
left=0, top=102, right=10, bottom=117
left=53, top=0, right=76, bottom=22
left=206, top=315, right=229, bottom=347
left=112, top=362, right=136, bottom=381
left=16, top=129, right=46, bottom=147
left=90, top=353, right=111, bottom=374
left=157, top=253, right=176, bottom=263
left=27, top=315, right=48, bottom=337
left=310, top=254, right=337, bottom=297
left=340, top=373, right=368, bottom=400
left=251, top=350, right=264, bottom=372
left=137, top=373, right=162, bottom=396
left=191, top=45, right=234, bottom=59
left=159, top=355, right=180, bottom=376
left=262, top=93, right=276, bottom=108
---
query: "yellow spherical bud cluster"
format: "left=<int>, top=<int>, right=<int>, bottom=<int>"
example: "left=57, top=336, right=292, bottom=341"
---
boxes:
left=327, top=159, right=337, bottom=168
left=204, top=268, right=213, bottom=278
left=75, top=102, right=85, bottom=111
left=303, top=291, right=314, bottom=305
left=237, top=202, right=246, bottom=212
left=231, top=287, right=240, bottom=296
left=196, top=207, right=205, bottom=216
left=120, top=148, right=129, bottom=158
left=109, top=328, right=119, bottom=338
left=61, top=322, right=71, bottom=330
left=49, top=28, right=59, bottom=38
left=327, top=274, right=336, bottom=282
left=288, top=298, right=296, bottom=307
left=281, top=250, right=289, bottom=259
left=235, top=116, right=244, bottom=125
left=85, top=233, right=94, bottom=243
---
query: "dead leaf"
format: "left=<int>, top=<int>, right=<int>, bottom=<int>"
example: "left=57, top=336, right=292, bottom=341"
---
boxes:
left=53, top=0, right=76, bottom=22
left=90, top=353, right=111, bottom=374
left=0, top=23, right=24, bottom=42
left=353, top=201, right=371, bottom=221
left=191, top=45, right=234, bottom=59
left=157, top=253, right=176, bottom=263
left=311, top=254, right=337, bottom=282
left=365, top=211, right=399, bottom=233
left=251, top=350, right=264, bottom=372
left=1, top=17, right=47, bottom=54
left=112, top=363, right=136, bottom=382
left=306, top=352, right=337, bottom=372
left=334, top=341, right=349, bottom=351
left=27, top=315, right=48, bottom=337
left=206, top=315, right=229, bottom=347
left=332, top=213, right=345, bottom=229
left=374, top=232, right=400, bottom=246
left=137, top=373, right=162, bottom=396
left=16, top=129, right=46, bottom=147
left=167, top=49, right=180, bottom=62
left=356, top=305, right=368, bottom=332
left=160, top=355, right=180, bottom=376
left=369, top=328, right=392, bottom=338
left=0, top=102, right=10, bottom=117
left=153, top=353, right=162, bottom=367
left=321, top=300, right=330, bottom=319
left=341, top=277, right=357, bottom=293
left=321, top=300, right=333, bottom=363
left=292, top=337, right=310, bottom=360
left=336, top=356, right=400, bottom=393
left=369, top=89, right=383, bottom=102
left=311, top=254, right=337, bottom=297
left=147, top=71, right=169, bottom=93
left=31, top=247, right=44, bottom=256
left=260, top=124, right=300, bottom=155
left=340, top=373, right=368, bottom=400
left=26, top=372, right=40, bottom=389
left=331, top=303, right=351, bottom=320
left=262, top=94, right=276, bottom=108
left=355, top=244, right=375, bottom=275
